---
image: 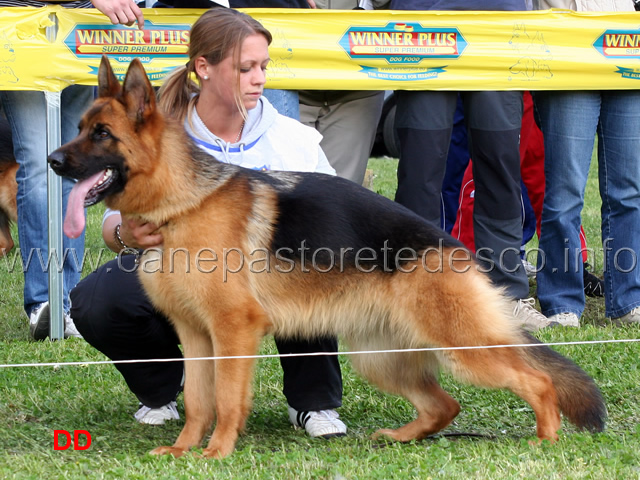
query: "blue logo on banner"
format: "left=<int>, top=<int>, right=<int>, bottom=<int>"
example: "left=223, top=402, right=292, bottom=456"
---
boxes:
left=615, top=66, right=640, bottom=79
left=359, top=65, right=447, bottom=81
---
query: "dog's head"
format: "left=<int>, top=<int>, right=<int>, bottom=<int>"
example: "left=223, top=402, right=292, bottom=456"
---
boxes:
left=49, top=56, right=163, bottom=239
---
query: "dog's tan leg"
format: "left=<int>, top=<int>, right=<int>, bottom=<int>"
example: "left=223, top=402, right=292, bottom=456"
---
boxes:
left=0, top=218, right=13, bottom=255
left=352, top=350, right=460, bottom=442
left=150, top=324, right=216, bottom=458
left=373, top=379, right=461, bottom=442
left=444, top=348, right=562, bottom=443
left=200, top=356, right=256, bottom=459
left=0, top=163, right=17, bottom=255
left=201, top=306, right=268, bottom=459
left=0, top=162, right=18, bottom=255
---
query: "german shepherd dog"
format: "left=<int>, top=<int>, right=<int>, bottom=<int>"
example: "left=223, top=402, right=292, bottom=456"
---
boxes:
left=0, top=115, right=18, bottom=256
left=49, top=57, right=606, bottom=459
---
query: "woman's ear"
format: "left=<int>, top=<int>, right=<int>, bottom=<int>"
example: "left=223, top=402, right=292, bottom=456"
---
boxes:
left=194, top=57, right=211, bottom=82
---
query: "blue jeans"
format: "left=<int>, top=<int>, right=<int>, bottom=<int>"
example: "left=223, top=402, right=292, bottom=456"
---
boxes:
left=263, top=89, right=299, bottom=121
left=0, top=86, right=93, bottom=316
left=534, top=90, right=640, bottom=318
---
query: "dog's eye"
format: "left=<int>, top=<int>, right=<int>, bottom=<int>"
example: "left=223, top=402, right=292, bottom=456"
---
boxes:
left=93, top=128, right=111, bottom=140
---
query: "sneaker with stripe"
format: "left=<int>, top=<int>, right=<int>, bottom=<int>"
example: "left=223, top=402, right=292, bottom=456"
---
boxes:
left=134, top=401, right=180, bottom=425
left=288, top=406, right=347, bottom=438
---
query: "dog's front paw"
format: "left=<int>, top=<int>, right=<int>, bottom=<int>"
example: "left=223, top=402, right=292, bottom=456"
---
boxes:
left=201, top=444, right=234, bottom=459
left=149, top=445, right=187, bottom=457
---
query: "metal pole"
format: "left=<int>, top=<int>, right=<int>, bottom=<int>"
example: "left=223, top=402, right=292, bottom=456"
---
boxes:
left=45, top=13, right=64, bottom=341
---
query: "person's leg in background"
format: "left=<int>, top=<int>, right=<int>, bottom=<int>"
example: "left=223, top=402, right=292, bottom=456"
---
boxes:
left=597, top=90, right=640, bottom=322
left=520, top=181, right=537, bottom=272
left=520, top=91, right=545, bottom=237
left=263, top=89, right=300, bottom=121
left=276, top=336, right=345, bottom=437
left=464, top=91, right=529, bottom=300
left=299, top=91, right=385, bottom=185
left=0, top=85, right=92, bottom=339
left=521, top=91, right=603, bottom=296
left=394, top=90, right=458, bottom=225
left=534, top=90, right=597, bottom=325
left=465, top=90, right=551, bottom=330
left=441, top=95, right=469, bottom=233
left=450, top=160, right=475, bottom=250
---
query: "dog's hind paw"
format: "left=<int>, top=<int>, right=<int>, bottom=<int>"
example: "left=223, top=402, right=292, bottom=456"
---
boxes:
left=372, top=428, right=402, bottom=442
left=372, top=423, right=432, bottom=443
left=149, top=446, right=188, bottom=457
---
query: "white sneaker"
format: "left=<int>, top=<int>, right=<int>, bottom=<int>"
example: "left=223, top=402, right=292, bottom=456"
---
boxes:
left=29, top=302, right=83, bottom=340
left=548, top=312, right=580, bottom=328
left=288, top=406, right=347, bottom=438
left=134, top=401, right=180, bottom=425
left=29, top=303, right=50, bottom=341
left=612, top=307, right=640, bottom=326
left=511, top=298, right=555, bottom=332
left=63, top=313, right=83, bottom=339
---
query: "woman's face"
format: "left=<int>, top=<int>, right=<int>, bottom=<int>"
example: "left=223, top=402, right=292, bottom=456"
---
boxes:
left=199, top=33, right=270, bottom=113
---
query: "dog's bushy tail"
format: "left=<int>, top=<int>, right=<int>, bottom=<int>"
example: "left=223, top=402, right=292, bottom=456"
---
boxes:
left=520, top=332, right=607, bottom=432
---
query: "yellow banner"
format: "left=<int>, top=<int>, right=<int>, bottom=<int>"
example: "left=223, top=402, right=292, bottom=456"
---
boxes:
left=1, top=7, right=640, bottom=92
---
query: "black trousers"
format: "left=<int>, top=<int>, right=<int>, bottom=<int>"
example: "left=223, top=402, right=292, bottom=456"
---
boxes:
left=393, top=90, right=529, bottom=300
left=70, top=255, right=342, bottom=410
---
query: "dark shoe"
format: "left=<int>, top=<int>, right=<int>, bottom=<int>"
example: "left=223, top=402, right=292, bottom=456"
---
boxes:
left=583, top=263, right=604, bottom=297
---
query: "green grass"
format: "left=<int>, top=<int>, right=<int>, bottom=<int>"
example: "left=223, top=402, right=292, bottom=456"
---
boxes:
left=1, top=157, right=639, bottom=479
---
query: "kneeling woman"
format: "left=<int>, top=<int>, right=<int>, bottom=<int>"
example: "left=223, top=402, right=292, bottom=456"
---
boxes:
left=70, top=8, right=346, bottom=438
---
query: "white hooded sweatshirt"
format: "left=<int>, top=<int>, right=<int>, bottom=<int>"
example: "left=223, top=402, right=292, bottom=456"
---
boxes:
left=104, top=96, right=335, bottom=224
left=186, top=96, right=335, bottom=175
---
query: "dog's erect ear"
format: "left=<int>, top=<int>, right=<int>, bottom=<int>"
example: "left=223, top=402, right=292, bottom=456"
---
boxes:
left=97, top=55, right=122, bottom=98
left=121, top=58, right=156, bottom=126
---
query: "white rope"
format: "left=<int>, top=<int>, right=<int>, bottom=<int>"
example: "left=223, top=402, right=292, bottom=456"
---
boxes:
left=1, top=337, right=639, bottom=369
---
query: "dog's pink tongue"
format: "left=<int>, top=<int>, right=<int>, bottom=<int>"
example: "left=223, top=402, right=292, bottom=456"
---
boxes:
left=64, top=171, right=105, bottom=239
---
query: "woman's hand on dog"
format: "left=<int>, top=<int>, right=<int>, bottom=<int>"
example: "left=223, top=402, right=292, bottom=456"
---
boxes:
left=102, top=214, right=163, bottom=252
left=121, top=216, right=164, bottom=249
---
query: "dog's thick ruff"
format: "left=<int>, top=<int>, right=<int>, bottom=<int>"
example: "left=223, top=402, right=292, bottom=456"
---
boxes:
left=49, top=57, right=606, bottom=459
